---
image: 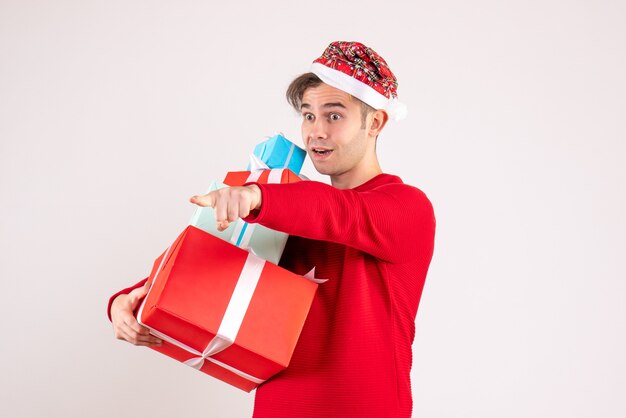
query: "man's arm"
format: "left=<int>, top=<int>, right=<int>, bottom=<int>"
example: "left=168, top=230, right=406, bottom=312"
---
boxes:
left=191, top=180, right=435, bottom=264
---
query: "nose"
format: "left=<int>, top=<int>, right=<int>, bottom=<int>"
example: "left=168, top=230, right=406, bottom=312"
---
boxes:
left=305, top=117, right=328, bottom=142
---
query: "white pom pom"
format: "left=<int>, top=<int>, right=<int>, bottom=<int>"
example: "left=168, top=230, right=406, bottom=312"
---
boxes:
left=385, top=98, right=408, bottom=121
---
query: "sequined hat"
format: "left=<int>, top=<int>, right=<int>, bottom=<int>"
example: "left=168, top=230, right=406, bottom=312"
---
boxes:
left=310, top=41, right=407, bottom=121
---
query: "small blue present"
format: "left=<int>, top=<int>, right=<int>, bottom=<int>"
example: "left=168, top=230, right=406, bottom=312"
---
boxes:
left=248, top=134, right=306, bottom=175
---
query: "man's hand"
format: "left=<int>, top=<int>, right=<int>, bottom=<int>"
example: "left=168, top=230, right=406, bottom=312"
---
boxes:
left=111, top=283, right=162, bottom=346
left=189, top=185, right=262, bottom=231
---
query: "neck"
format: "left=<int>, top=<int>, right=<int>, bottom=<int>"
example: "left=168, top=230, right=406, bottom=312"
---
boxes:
left=330, top=158, right=382, bottom=189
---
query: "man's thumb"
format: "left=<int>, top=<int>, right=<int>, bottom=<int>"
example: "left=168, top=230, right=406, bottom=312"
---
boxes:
left=129, top=283, right=149, bottom=306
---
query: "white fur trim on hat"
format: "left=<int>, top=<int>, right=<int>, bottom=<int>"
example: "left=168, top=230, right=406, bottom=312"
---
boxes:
left=310, top=62, right=407, bottom=121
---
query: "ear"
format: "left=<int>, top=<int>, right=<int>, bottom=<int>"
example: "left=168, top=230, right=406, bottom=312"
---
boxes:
left=367, top=109, right=389, bottom=138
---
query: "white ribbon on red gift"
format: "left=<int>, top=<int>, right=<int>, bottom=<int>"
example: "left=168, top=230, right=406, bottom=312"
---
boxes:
left=302, top=267, right=327, bottom=284
left=138, top=241, right=325, bottom=386
left=138, top=249, right=268, bottom=385
left=180, top=251, right=265, bottom=379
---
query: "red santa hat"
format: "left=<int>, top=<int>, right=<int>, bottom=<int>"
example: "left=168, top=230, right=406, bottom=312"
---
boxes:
left=310, top=41, right=408, bottom=121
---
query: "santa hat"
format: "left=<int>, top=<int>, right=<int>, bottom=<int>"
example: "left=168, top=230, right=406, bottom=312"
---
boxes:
left=310, top=41, right=408, bottom=121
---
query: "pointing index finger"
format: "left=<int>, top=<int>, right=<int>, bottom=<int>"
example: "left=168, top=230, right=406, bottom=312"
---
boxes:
left=190, top=193, right=215, bottom=207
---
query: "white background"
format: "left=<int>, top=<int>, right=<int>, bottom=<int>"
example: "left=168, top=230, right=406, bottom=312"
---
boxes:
left=1, top=1, right=625, bottom=417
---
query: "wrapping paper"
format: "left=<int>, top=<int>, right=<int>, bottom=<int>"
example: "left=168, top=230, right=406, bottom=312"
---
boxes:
left=247, top=134, right=306, bottom=175
left=137, top=226, right=318, bottom=392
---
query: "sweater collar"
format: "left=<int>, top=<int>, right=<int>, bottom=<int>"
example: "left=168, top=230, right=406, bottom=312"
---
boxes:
left=352, top=173, right=402, bottom=191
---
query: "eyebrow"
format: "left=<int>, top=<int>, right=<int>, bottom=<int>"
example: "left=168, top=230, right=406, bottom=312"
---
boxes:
left=300, top=102, right=347, bottom=110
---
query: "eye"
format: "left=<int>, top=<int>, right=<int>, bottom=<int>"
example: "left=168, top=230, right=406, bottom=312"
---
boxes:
left=303, top=113, right=315, bottom=121
left=329, top=113, right=341, bottom=121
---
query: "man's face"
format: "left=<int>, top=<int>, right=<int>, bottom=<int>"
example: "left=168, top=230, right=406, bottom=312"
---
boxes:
left=300, top=83, right=374, bottom=180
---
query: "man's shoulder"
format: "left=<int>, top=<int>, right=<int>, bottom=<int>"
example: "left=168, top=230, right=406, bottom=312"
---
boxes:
left=363, top=173, right=431, bottom=199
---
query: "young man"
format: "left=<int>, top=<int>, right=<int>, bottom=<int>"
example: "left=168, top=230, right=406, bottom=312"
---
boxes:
left=110, top=41, right=435, bottom=417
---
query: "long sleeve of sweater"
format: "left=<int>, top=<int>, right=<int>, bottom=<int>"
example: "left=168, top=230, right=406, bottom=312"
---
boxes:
left=245, top=174, right=435, bottom=264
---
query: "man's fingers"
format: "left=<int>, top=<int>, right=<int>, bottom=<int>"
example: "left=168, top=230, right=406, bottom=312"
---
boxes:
left=214, top=196, right=229, bottom=226
left=190, top=189, right=230, bottom=230
left=238, top=195, right=253, bottom=219
left=190, top=193, right=216, bottom=208
left=227, top=196, right=241, bottom=223
left=116, top=325, right=162, bottom=346
left=112, top=314, right=146, bottom=337
left=116, top=317, right=162, bottom=345
left=130, top=330, right=162, bottom=346
left=128, top=284, right=148, bottom=303
left=190, top=186, right=259, bottom=231
left=216, top=220, right=230, bottom=232
left=123, top=312, right=151, bottom=335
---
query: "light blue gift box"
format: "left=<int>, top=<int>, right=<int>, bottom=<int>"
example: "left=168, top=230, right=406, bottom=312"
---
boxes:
left=248, top=134, right=306, bottom=175
left=189, top=181, right=289, bottom=265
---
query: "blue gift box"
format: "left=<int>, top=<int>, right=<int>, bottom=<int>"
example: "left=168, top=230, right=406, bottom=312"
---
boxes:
left=248, top=134, right=306, bottom=175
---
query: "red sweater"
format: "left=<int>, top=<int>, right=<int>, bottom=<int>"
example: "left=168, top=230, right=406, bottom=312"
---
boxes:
left=247, top=173, right=435, bottom=417
left=108, top=173, right=435, bottom=417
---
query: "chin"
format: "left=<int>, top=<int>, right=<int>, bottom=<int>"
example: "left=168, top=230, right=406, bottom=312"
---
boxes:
left=310, top=162, right=334, bottom=176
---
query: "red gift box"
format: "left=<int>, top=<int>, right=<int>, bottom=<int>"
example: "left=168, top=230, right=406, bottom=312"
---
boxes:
left=137, top=225, right=319, bottom=392
left=223, top=168, right=301, bottom=186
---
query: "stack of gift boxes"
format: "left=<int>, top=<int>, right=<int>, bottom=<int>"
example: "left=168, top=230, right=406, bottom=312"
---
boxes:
left=135, top=134, right=318, bottom=392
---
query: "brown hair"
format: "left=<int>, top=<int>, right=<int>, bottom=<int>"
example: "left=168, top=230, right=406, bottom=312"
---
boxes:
left=286, top=72, right=375, bottom=128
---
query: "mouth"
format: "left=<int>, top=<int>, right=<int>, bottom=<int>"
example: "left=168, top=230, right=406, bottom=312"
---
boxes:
left=311, top=147, right=333, bottom=156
